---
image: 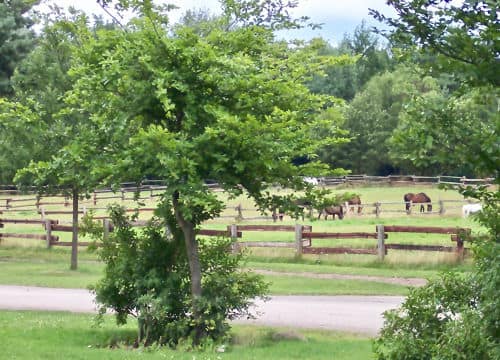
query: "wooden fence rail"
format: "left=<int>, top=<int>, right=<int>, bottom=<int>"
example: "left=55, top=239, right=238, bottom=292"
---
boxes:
left=377, top=225, right=469, bottom=260
left=0, top=217, right=470, bottom=261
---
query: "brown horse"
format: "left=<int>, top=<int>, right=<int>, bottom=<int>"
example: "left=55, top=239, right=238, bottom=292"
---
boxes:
left=272, top=198, right=313, bottom=221
left=404, top=192, right=432, bottom=213
left=347, top=195, right=362, bottom=214
left=319, top=205, right=344, bottom=220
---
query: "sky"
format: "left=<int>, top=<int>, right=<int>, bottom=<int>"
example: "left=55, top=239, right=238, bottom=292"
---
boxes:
left=37, top=0, right=396, bottom=44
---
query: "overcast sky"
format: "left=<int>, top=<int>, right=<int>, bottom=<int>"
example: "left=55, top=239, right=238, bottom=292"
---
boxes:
left=38, top=0, right=396, bottom=43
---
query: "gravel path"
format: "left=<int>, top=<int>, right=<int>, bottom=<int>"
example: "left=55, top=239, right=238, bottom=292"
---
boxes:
left=0, top=285, right=404, bottom=336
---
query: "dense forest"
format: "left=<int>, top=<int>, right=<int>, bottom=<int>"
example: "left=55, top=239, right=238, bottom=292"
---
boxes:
left=1, top=1, right=497, bottom=185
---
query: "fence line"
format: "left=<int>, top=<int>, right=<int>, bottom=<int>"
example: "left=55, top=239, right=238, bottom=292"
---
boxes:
left=0, top=217, right=471, bottom=261
left=0, top=174, right=495, bottom=197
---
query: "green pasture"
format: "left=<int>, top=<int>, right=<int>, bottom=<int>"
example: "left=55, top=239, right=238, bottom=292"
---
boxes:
left=0, top=247, right=410, bottom=295
left=0, top=184, right=481, bottom=290
left=0, top=311, right=373, bottom=360
left=0, top=184, right=481, bottom=293
left=0, top=184, right=478, bottom=224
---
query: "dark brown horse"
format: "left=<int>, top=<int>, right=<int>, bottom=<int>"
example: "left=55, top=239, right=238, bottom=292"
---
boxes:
left=319, top=205, right=344, bottom=220
left=347, top=195, right=362, bottom=214
left=404, top=192, right=432, bottom=213
left=272, top=198, right=313, bottom=221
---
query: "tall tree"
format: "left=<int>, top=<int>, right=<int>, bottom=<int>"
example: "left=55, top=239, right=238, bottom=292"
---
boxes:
left=0, top=0, right=39, bottom=97
left=329, top=65, right=441, bottom=175
left=11, top=11, right=110, bottom=269
left=66, top=0, right=346, bottom=344
left=389, top=88, right=498, bottom=177
left=308, top=22, right=393, bottom=101
left=370, top=0, right=499, bottom=88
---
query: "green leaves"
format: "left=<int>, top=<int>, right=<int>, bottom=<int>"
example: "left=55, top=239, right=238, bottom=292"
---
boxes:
left=371, top=0, right=500, bottom=88
left=389, top=88, right=498, bottom=176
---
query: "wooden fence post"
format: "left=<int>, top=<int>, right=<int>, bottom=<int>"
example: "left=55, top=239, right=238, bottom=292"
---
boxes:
left=456, top=231, right=465, bottom=262
left=295, top=224, right=303, bottom=258
left=375, top=202, right=381, bottom=218
left=344, top=201, right=350, bottom=217
left=235, top=204, right=243, bottom=222
left=93, top=192, right=97, bottom=206
left=377, top=224, right=385, bottom=261
left=40, top=207, right=46, bottom=221
left=230, top=224, right=239, bottom=253
left=439, top=200, right=445, bottom=215
left=45, top=219, right=52, bottom=249
left=103, top=219, right=110, bottom=242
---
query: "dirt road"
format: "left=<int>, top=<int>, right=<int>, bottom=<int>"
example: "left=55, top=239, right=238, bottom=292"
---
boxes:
left=0, top=285, right=404, bottom=336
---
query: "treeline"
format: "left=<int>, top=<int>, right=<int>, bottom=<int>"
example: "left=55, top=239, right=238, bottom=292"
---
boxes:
left=0, top=2, right=497, bottom=184
left=306, top=23, right=497, bottom=177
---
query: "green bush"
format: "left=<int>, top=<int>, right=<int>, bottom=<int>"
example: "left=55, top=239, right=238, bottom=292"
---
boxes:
left=373, top=272, right=479, bottom=360
left=374, top=186, right=500, bottom=359
left=89, top=206, right=268, bottom=348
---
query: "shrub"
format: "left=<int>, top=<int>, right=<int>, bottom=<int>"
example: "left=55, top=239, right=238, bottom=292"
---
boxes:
left=88, top=205, right=268, bottom=348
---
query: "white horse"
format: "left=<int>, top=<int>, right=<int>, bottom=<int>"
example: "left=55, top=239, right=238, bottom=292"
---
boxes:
left=303, top=177, right=319, bottom=186
left=462, top=203, right=482, bottom=217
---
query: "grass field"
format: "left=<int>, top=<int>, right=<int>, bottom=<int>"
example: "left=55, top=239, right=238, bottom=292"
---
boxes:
left=0, top=184, right=486, bottom=358
left=0, top=311, right=374, bottom=360
left=0, top=246, right=411, bottom=295
left=0, top=184, right=480, bottom=288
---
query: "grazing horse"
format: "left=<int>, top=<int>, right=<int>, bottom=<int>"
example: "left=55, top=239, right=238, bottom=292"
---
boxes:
left=319, top=205, right=344, bottom=220
left=347, top=195, right=362, bottom=214
left=462, top=203, right=482, bottom=217
left=272, top=198, right=313, bottom=221
left=404, top=192, right=432, bottom=213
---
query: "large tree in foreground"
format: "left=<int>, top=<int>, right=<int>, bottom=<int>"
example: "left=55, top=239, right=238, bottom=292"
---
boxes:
left=66, top=0, right=346, bottom=345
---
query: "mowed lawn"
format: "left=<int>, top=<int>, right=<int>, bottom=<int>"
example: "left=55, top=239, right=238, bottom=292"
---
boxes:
left=0, top=310, right=375, bottom=360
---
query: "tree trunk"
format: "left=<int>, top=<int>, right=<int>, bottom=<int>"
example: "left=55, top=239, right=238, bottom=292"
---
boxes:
left=172, top=191, right=204, bottom=344
left=70, top=188, right=79, bottom=270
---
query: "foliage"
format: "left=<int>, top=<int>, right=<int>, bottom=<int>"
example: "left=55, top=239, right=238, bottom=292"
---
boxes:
left=330, top=65, right=440, bottom=175
left=0, top=99, right=42, bottom=183
left=389, top=89, right=499, bottom=177
left=373, top=1, right=499, bottom=357
left=87, top=206, right=268, bottom=347
left=370, top=0, right=499, bottom=88
left=0, top=0, right=39, bottom=96
left=373, top=272, right=496, bottom=359
left=65, top=0, right=349, bottom=345
left=308, top=21, right=393, bottom=101
left=0, top=9, right=109, bottom=184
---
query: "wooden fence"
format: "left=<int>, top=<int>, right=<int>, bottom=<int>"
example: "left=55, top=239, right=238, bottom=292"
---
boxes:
left=0, top=196, right=480, bottom=221
left=320, top=174, right=494, bottom=186
left=0, top=217, right=471, bottom=261
left=0, top=174, right=494, bottom=197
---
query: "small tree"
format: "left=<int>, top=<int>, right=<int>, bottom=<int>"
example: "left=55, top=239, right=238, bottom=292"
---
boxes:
left=83, top=205, right=268, bottom=347
left=15, top=140, right=102, bottom=270
left=68, top=0, right=348, bottom=345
